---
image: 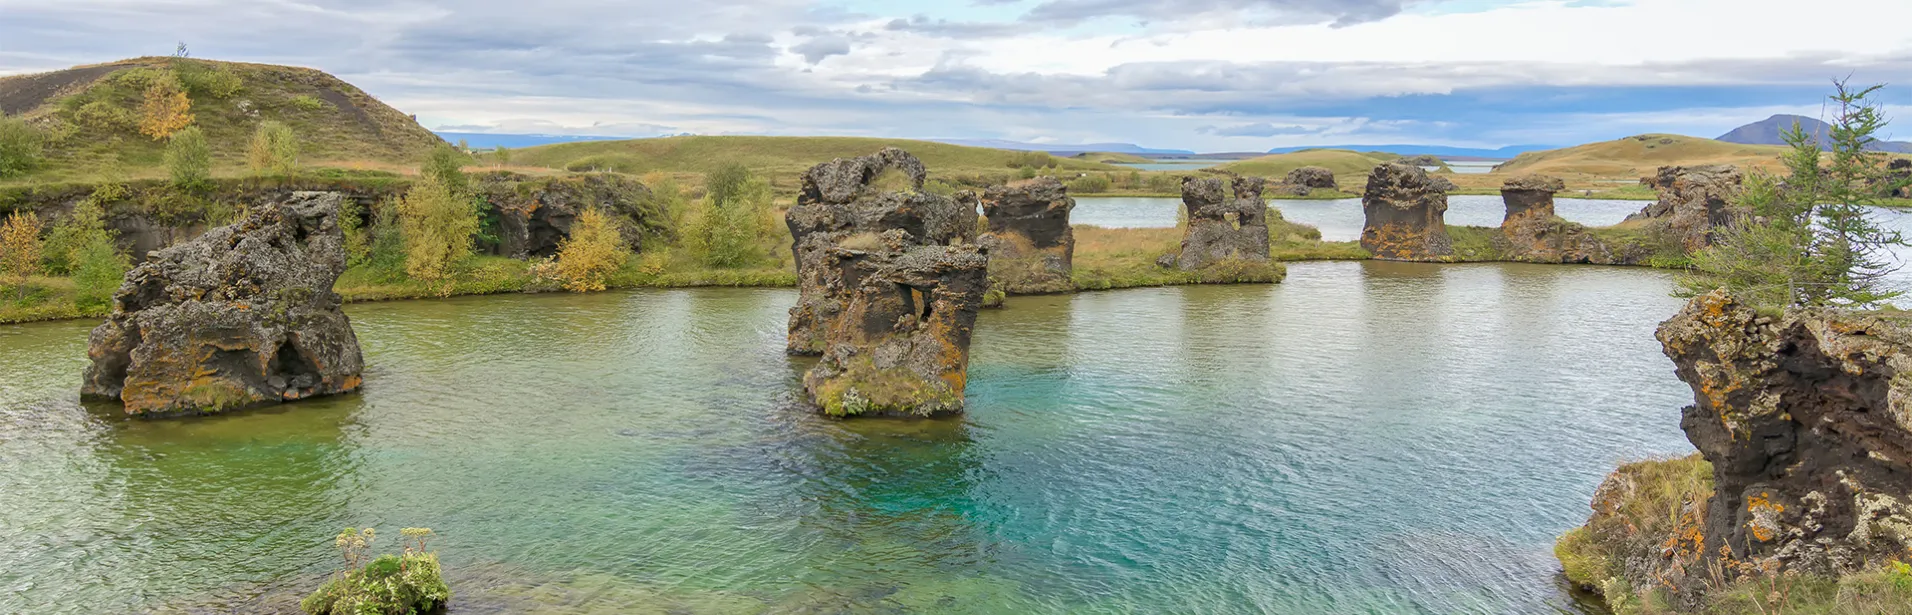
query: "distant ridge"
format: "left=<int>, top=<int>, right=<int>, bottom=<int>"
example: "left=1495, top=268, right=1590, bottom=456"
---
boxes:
left=1265, top=144, right=1551, bottom=158
left=930, top=138, right=1196, bottom=155
left=435, top=132, right=628, bottom=150
left=1717, top=114, right=1912, bottom=153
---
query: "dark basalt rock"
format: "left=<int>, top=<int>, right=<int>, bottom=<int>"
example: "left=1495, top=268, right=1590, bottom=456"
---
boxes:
left=785, top=148, right=977, bottom=356
left=802, top=242, right=989, bottom=417
left=1882, top=158, right=1911, bottom=199
left=80, top=192, right=364, bottom=416
left=1360, top=163, right=1453, bottom=261
left=1176, top=176, right=1271, bottom=270
left=1645, top=291, right=1912, bottom=596
left=474, top=173, right=655, bottom=258
left=1283, top=166, right=1337, bottom=195
left=980, top=177, right=1075, bottom=294
left=1626, top=165, right=1743, bottom=252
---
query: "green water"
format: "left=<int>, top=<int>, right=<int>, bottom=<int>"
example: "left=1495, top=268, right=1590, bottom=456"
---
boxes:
left=0, top=261, right=1694, bottom=614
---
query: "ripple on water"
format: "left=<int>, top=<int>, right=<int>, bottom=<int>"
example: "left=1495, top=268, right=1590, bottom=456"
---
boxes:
left=0, top=266, right=1686, bottom=613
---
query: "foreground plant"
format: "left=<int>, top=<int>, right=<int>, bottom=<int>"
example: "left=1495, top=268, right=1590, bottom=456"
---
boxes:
left=301, top=527, right=450, bottom=615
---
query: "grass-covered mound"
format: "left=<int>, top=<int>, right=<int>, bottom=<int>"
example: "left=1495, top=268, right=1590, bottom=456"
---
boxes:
left=1557, top=455, right=1912, bottom=614
left=1496, top=134, right=1791, bottom=178
left=513, top=136, right=1122, bottom=186
left=0, top=57, right=445, bottom=185
left=302, top=528, right=449, bottom=615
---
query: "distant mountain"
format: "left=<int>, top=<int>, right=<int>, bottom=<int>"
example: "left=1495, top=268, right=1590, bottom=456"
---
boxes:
left=1265, top=144, right=1552, bottom=159
left=1716, top=115, right=1912, bottom=153
left=434, top=132, right=629, bottom=150
left=930, top=139, right=1196, bottom=155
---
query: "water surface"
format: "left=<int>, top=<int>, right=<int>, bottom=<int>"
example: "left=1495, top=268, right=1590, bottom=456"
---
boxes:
left=0, top=262, right=1695, bottom=613
left=1074, top=196, right=1647, bottom=240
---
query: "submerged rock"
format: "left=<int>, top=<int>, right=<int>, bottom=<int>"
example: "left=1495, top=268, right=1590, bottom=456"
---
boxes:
left=1282, top=166, right=1337, bottom=196
left=1176, top=176, right=1271, bottom=270
left=980, top=177, right=1075, bottom=294
left=1656, top=291, right=1912, bottom=580
left=1360, top=163, right=1453, bottom=261
left=785, top=148, right=977, bottom=356
left=80, top=192, right=364, bottom=416
left=803, top=243, right=989, bottom=417
left=1625, top=165, right=1743, bottom=252
left=786, top=149, right=987, bottom=417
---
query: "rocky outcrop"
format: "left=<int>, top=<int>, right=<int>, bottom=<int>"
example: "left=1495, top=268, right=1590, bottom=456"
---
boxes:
left=80, top=192, right=364, bottom=416
left=785, top=147, right=977, bottom=357
left=1360, top=163, right=1453, bottom=261
left=1176, top=176, right=1271, bottom=270
left=473, top=172, right=657, bottom=258
left=1400, top=154, right=1444, bottom=168
left=802, top=242, right=989, bottom=417
left=1658, top=291, right=1912, bottom=578
left=1496, top=174, right=1630, bottom=264
left=980, top=177, right=1074, bottom=294
left=1282, top=166, right=1337, bottom=196
left=786, top=148, right=989, bottom=417
left=1625, top=165, right=1743, bottom=252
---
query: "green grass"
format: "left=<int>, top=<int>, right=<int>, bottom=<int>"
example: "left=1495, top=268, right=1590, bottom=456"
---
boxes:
left=1217, top=149, right=1399, bottom=178
left=512, top=136, right=1124, bottom=192
left=0, top=57, right=445, bottom=186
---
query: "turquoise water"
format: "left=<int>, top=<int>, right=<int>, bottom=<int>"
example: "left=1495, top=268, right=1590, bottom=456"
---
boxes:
left=0, top=262, right=1694, bottom=613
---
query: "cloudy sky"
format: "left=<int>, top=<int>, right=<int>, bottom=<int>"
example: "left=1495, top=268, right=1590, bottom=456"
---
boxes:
left=3, top=0, right=1909, bottom=151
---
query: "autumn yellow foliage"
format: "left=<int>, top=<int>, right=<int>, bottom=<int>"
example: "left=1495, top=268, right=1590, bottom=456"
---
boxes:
left=1, top=211, right=44, bottom=300
left=554, top=208, right=628, bottom=292
left=137, top=72, right=195, bottom=140
left=397, top=173, right=478, bottom=294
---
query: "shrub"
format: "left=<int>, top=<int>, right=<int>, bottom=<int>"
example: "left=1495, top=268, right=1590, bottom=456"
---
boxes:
left=290, top=94, right=329, bottom=112
left=1007, top=151, right=1056, bottom=169
left=492, top=146, right=511, bottom=168
left=73, top=100, right=136, bottom=131
left=247, top=121, right=300, bottom=176
left=338, top=197, right=370, bottom=267
left=1146, top=174, right=1180, bottom=193
left=165, top=126, right=212, bottom=190
left=398, top=173, right=478, bottom=293
left=1017, top=165, right=1038, bottom=180
left=703, top=162, right=753, bottom=207
left=420, top=145, right=469, bottom=194
left=554, top=208, right=628, bottom=292
left=175, top=61, right=243, bottom=98
left=685, top=167, right=773, bottom=268
left=361, top=198, right=408, bottom=280
left=137, top=70, right=194, bottom=140
left=72, top=237, right=129, bottom=311
left=0, top=115, right=45, bottom=178
left=41, top=193, right=118, bottom=275
left=1, top=211, right=45, bottom=301
left=1069, top=174, right=1112, bottom=193
left=300, top=527, right=449, bottom=615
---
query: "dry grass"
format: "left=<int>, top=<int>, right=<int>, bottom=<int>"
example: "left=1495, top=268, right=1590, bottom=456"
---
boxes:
left=1496, top=134, right=1793, bottom=178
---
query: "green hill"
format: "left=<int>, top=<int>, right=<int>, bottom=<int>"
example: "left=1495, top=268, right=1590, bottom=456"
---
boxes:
left=513, top=135, right=1123, bottom=179
left=1216, top=149, right=1399, bottom=178
left=0, top=57, right=444, bottom=184
left=1494, top=134, right=1791, bottom=177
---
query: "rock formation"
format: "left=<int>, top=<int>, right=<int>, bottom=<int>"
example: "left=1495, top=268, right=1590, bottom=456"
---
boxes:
left=1175, top=176, right=1271, bottom=270
left=785, top=148, right=989, bottom=417
left=980, top=177, right=1075, bottom=294
left=1625, top=165, right=1743, bottom=252
left=80, top=192, right=364, bottom=415
left=1282, top=166, right=1337, bottom=196
left=474, top=173, right=656, bottom=258
left=785, top=147, right=977, bottom=357
left=1656, top=291, right=1912, bottom=580
left=1495, top=174, right=1625, bottom=264
left=802, top=242, right=989, bottom=417
left=1360, top=163, right=1453, bottom=261
left=1400, top=154, right=1444, bottom=168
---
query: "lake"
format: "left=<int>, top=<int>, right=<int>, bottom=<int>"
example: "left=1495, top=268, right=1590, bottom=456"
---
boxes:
left=0, top=261, right=1696, bottom=614
left=1072, top=195, right=1650, bottom=240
